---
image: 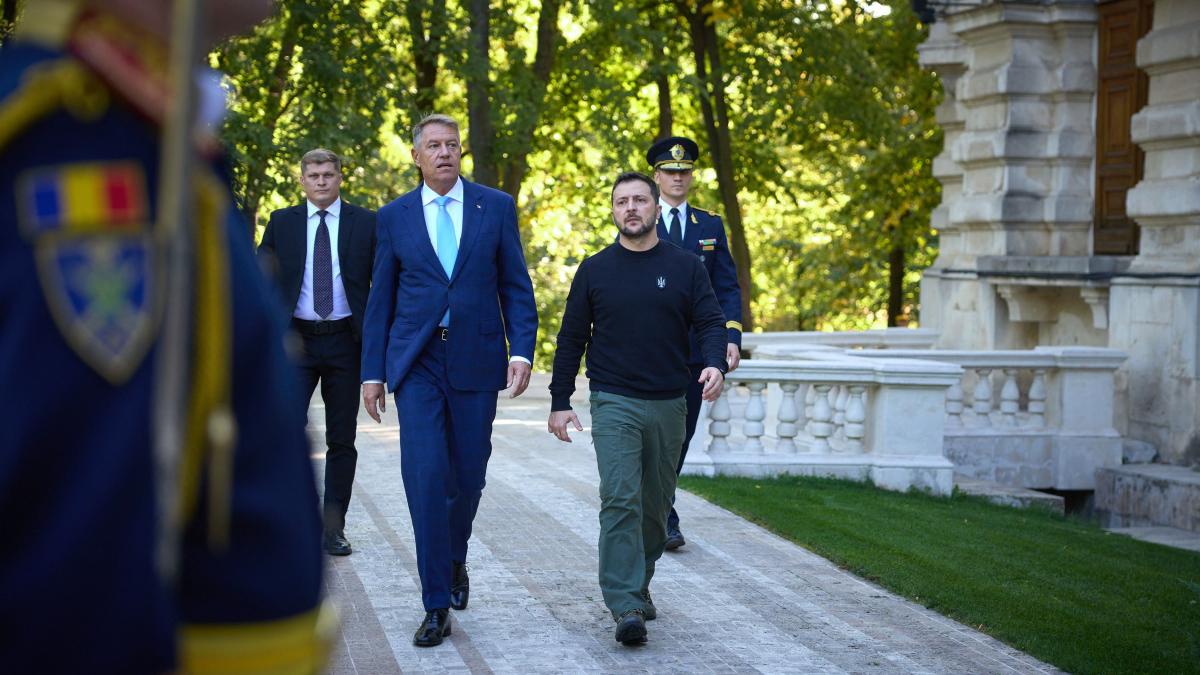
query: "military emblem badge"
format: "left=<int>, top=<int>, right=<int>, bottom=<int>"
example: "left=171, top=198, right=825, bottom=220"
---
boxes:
left=17, top=161, right=159, bottom=383
left=670, top=144, right=685, bottom=160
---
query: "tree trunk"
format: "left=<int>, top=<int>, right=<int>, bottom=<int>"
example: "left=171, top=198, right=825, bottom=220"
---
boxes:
left=499, top=0, right=562, bottom=204
left=653, top=36, right=672, bottom=138
left=242, top=11, right=298, bottom=238
left=680, top=0, right=754, bottom=330
left=888, top=243, right=905, bottom=327
left=466, top=0, right=498, bottom=187
left=1, top=0, right=18, bottom=40
left=406, top=0, right=446, bottom=117
left=656, top=72, right=673, bottom=139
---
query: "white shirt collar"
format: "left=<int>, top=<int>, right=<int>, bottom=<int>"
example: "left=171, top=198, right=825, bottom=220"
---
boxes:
left=307, top=197, right=342, bottom=219
left=421, top=177, right=465, bottom=206
left=660, top=198, right=688, bottom=219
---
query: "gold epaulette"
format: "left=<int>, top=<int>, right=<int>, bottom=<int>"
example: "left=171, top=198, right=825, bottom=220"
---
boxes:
left=0, top=57, right=109, bottom=154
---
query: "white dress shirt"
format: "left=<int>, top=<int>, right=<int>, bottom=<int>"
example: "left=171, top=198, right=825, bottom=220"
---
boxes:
left=294, top=197, right=351, bottom=320
left=660, top=198, right=689, bottom=243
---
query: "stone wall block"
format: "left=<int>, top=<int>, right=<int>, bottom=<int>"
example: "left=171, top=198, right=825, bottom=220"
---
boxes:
left=1136, top=21, right=1200, bottom=73
left=1127, top=178, right=1200, bottom=219
left=1130, top=100, right=1200, bottom=148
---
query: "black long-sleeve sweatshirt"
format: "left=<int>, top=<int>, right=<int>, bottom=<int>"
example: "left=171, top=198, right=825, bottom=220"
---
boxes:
left=550, top=241, right=728, bottom=411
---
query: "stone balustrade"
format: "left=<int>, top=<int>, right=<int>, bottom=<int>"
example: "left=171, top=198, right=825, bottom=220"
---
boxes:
left=742, top=328, right=939, bottom=354
left=683, top=355, right=961, bottom=496
left=837, top=346, right=1127, bottom=490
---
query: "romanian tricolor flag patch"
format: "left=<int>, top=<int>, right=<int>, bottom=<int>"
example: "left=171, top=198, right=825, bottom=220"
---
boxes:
left=17, top=161, right=156, bottom=383
left=21, top=161, right=148, bottom=235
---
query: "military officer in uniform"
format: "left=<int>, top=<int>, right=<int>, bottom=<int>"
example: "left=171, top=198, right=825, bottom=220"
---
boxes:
left=0, top=1, right=332, bottom=672
left=647, top=136, right=743, bottom=550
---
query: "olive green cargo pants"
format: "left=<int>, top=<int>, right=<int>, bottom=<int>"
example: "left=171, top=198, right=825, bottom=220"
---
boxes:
left=589, top=390, right=687, bottom=620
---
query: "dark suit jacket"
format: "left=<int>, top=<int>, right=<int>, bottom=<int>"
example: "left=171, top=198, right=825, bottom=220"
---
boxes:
left=257, top=200, right=377, bottom=340
left=361, top=178, right=538, bottom=392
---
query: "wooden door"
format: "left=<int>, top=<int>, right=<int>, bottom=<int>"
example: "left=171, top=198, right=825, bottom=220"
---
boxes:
left=1094, top=0, right=1152, bottom=255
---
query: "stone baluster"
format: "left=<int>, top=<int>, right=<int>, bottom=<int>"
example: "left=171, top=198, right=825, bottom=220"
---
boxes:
left=708, top=389, right=732, bottom=454
left=1000, top=368, right=1019, bottom=427
left=945, top=376, right=965, bottom=428
left=777, top=382, right=800, bottom=453
left=1027, top=369, right=1047, bottom=428
left=833, top=385, right=849, bottom=442
left=810, top=384, right=834, bottom=453
left=795, top=383, right=809, bottom=431
left=845, top=386, right=866, bottom=454
left=804, top=385, right=816, bottom=435
left=972, top=368, right=993, bottom=427
left=744, top=382, right=767, bottom=453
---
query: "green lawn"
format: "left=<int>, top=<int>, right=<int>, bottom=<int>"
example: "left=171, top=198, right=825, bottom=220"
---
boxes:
left=678, top=475, right=1200, bottom=675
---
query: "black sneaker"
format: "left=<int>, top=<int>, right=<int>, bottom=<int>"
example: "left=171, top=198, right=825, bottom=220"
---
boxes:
left=614, top=609, right=647, bottom=645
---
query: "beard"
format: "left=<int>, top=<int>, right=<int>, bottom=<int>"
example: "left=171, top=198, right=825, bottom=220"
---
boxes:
left=617, top=216, right=654, bottom=239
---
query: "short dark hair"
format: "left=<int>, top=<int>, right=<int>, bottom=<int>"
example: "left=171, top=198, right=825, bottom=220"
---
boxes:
left=611, top=171, right=659, bottom=202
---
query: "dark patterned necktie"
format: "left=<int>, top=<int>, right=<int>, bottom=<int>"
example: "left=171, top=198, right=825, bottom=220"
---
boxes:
left=668, top=207, right=683, bottom=246
left=313, top=209, right=333, bottom=319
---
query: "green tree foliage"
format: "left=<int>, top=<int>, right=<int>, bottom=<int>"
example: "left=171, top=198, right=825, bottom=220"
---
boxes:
left=214, top=0, right=942, bottom=365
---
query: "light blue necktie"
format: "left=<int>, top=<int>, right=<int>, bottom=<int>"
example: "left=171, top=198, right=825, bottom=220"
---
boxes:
left=435, top=195, right=457, bottom=326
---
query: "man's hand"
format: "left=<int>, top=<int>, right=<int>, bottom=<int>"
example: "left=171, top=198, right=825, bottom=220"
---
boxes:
left=362, top=383, right=386, bottom=423
left=726, top=343, right=741, bottom=372
left=506, top=360, right=532, bottom=398
left=698, top=367, right=725, bottom=402
left=548, top=410, right=583, bottom=442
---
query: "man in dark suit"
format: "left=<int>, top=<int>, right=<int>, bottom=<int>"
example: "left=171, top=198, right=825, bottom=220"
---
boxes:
left=361, top=113, right=538, bottom=647
left=647, top=136, right=743, bottom=551
left=258, top=148, right=376, bottom=557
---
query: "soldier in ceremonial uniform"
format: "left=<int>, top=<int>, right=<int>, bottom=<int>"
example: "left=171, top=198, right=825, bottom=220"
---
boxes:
left=0, top=1, right=332, bottom=673
left=646, top=136, right=743, bottom=550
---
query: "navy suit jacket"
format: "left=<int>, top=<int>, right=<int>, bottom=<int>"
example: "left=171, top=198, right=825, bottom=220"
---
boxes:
left=361, top=178, right=537, bottom=392
left=658, top=205, right=743, bottom=361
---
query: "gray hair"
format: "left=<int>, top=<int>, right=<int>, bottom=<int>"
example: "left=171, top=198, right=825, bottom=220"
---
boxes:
left=412, top=113, right=460, bottom=146
left=300, top=148, right=341, bottom=173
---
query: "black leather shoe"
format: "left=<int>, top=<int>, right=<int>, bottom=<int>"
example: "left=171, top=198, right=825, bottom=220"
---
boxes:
left=641, top=591, right=657, bottom=621
left=323, top=531, right=352, bottom=556
left=614, top=609, right=647, bottom=645
left=664, top=525, right=685, bottom=551
left=450, top=561, right=470, bottom=610
left=413, top=609, right=452, bottom=647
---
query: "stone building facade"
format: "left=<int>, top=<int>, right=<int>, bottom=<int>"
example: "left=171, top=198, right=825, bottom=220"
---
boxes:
left=917, top=0, right=1200, bottom=466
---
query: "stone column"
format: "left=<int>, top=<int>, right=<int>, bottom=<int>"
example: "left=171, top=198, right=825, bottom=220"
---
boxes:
left=918, top=3, right=1099, bottom=351
left=1111, top=0, right=1200, bottom=464
left=917, top=22, right=968, bottom=338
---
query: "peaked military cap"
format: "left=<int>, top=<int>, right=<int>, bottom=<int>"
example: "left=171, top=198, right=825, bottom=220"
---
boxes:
left=647, top=136, right=699, bottom=171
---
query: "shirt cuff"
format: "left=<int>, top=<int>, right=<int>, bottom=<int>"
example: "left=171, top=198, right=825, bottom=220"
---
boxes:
left=362, top=380, right=383, bottom=385
left=510, top=356, right=531, bottom=366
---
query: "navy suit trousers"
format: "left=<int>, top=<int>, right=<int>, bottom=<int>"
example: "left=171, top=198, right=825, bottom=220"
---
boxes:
left=395, top=333, right=498, bottom=611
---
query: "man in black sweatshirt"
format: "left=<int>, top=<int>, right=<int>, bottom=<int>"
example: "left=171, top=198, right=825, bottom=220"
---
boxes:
left=548, top=171, right=728, bottom=646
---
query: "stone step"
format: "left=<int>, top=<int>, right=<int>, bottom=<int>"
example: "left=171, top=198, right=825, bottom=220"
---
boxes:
left=954, top=474, right=1065, bottom=514
left=1095, top=464, right=1200, bottom=533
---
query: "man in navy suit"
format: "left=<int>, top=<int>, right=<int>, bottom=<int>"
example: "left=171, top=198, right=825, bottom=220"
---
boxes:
left=361, top=113, right=538, bottom=647
left=258, top=148, right=376, bottom=557
left=648, top=136, right=743, bottom=551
